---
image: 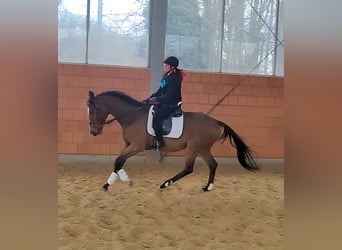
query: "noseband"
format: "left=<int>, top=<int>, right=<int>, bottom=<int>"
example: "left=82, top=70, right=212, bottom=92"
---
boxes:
left=88, top=117, right=116, bottom=129
left=88, top=103, right=116, bottom=130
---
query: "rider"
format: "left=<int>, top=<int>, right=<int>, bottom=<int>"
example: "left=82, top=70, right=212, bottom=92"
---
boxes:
left=144, top=56, right=185, bottom=150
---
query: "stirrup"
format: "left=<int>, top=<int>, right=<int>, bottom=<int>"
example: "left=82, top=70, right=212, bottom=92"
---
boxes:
left=150, top=140, right=164, bottom=151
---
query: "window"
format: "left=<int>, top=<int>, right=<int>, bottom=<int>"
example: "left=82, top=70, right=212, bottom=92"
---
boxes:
left=58, top=0, right=150, bottom=67
left=165, top=0, right=284, bottom=76
left=222, top=0, right=283, bottom=75
left=58, top=0, right=284, bottom=76
left=87, top=0, right=149, bottom=66
left=58, top=0, right=87, bottom=63
left=165, top=0, right=223, bottom=72
left=275, top=0, right=284, bottom=76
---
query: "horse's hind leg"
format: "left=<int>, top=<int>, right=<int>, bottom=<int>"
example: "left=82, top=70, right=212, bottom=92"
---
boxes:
left=160, top=151, right=197, bottom=189
left=200, top=150, right=218, bottom=192
left=102, top=144, right=140, bottom=191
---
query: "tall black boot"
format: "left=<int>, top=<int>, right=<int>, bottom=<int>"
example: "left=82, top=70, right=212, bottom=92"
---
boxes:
left=155, top=135, right=165, bottom=151
left=152, top=118, right=165, bottom=151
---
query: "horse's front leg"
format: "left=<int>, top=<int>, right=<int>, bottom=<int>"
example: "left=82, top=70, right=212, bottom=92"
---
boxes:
left=102, top=144, right=140, bottom=191
left=160, top=152, right=197, bottom=189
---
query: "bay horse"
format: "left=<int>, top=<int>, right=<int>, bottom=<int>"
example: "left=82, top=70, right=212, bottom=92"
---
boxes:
left=86, top=90, right=258, bottom=192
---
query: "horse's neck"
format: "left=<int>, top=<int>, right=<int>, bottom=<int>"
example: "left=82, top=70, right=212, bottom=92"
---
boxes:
left=107, top=98, right=132, bottom=117
left=104, top=96, right=140, bottom=125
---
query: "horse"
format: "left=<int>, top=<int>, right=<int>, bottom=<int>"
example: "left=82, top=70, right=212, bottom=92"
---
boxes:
left=86, top=90, right=258, bottom=192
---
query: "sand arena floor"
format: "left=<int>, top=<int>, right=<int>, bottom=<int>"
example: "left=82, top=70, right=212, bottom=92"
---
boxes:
left=58, top=154, right=284, bottom=250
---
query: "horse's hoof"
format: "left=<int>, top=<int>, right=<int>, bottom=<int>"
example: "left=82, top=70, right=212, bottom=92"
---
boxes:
left=160, top=180, right=173, bottom=189
left=202, top=183, right=214, bottom=192
left=102, top=183, right=109, bottom=191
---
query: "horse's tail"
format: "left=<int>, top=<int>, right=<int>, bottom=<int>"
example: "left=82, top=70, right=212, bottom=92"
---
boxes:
left=216, top=120, right=259, bottom=171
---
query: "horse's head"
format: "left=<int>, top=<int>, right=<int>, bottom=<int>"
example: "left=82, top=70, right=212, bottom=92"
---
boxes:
left=86, top=90, right=108, bottom=136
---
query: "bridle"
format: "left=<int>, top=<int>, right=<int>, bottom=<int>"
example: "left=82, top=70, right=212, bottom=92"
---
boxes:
left=88, top=103, right=116, bottom=130
left=88, top=117, right=116, bottom=129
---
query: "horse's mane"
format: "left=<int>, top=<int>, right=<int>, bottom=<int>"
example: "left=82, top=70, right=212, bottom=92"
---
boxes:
left=98, top=90, right=144, bottom=107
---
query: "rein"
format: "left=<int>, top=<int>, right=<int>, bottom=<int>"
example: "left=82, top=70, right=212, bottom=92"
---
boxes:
left=88, top=117, right=116, bottom=128
left=90, top=104, right=147, bottom=128
left=103, top=117, right=116, bottom=126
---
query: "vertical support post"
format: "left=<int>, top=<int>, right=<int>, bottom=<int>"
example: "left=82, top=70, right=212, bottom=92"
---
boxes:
left=149, top=0, right=168, bottom=93
left=146, top=0, right=168, bottom=162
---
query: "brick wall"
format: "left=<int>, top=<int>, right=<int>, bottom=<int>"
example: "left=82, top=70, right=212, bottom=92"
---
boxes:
left=58, top=64, right=150, bottom=155
left=182, top=72, right=284, bottom=158
left=58, top=63, right=284, bottom=158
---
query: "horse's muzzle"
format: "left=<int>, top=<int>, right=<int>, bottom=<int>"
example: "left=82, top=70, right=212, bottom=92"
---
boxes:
left=91, top=129, right=102, bottom=136
left=89, top=127, right=103, bottom=136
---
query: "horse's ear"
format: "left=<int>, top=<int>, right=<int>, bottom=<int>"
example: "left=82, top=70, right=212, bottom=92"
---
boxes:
left=87, top=90, right=95, bottom=106
left=88, top=90, right=95, bottom=102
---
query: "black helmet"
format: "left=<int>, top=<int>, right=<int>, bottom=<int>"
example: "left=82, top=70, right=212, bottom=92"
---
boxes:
left=163, top=56, right=179, bottom=67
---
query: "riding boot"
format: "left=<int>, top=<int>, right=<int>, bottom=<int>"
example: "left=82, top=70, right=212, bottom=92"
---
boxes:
left=155, top=135, right=165, bottom=151
left=152, top=117, right=165, bottom=150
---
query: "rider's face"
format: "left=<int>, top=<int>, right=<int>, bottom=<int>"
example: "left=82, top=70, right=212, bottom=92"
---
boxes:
left=163, top=63, right=171, bottom=73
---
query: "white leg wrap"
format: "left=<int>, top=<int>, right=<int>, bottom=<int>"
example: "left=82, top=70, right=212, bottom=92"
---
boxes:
left=207, top=183, right=214, bottom=191
left=107, top=172, right=119, bottom=185
left=118, top=169, right=130, bottom=182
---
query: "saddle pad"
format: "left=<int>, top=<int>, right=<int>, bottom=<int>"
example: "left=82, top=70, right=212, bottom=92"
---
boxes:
left=147, top=106, right=184, bottom=138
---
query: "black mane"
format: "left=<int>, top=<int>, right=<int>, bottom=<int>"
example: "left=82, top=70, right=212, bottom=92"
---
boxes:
left=98, top=90, right=144, bottom=107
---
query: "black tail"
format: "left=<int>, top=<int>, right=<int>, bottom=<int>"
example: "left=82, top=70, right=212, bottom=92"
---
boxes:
left=216, top=120, right=259, bottom=171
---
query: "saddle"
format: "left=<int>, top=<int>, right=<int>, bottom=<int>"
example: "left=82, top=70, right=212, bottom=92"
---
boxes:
left=155, top=105, right=182, bottom=135
left=147, top=105, right=184, bottom=138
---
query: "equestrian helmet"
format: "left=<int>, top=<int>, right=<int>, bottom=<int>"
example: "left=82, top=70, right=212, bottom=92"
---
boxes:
left=163, top=56, right=179, bottom=67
